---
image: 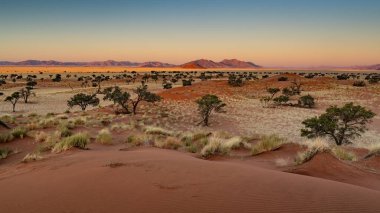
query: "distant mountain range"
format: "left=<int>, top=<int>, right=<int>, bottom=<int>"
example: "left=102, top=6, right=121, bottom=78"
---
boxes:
left=0, top=59, right=261, bottom=69
left=180, top=59, right=261, bottom=69
left=351, top=64, right=380, bottom=70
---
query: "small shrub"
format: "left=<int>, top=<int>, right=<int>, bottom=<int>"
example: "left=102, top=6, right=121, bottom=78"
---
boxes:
left=278, top=76, right=288, bottom=81
left=298, top=95, right=315, bottom=108
left=52, top=132, right=89, bottom=153
left=96, top=128, right=113, bottom=145
left=59, top=127, right=73, bottom=137
left=0, top=132, right=14, bottom=143
left=11, top=126, right=28, bottom=139
left=251, top=135, right=285, bottom=156
left=0, top=148, right=12, bottom=159
left=353, top=81, right=366, bottom=87
left=273, top=95, right=289, bottom=105
left=331, top=147, right=356, bottom=161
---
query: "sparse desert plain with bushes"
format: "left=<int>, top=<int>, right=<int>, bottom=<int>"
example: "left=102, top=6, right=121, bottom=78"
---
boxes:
left=0, top=68, right=380, bottom=212
left=2, top=1, right=380, bottom=212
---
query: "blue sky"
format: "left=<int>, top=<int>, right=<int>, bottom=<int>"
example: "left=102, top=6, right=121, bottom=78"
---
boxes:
left=1, top=0, right=379, bottom=66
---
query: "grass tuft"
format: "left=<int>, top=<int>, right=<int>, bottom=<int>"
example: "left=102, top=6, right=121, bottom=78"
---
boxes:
left=0, top=132, right=14, bottom=143
left=331, top=147, right=357, bottom=161
left=52, top=132, right=89, bottom=153
left=0, top=148, right=12, bottom=159
left=22, top=152, right=43, bottom=163
left=251, top=135, right=285, bottom=156
left=144, top=126, right=173, bottom=136
left=154, top=137, right=182, bottom=150
left=11, top=126, right=28, bottom=139
left=96, top=128, right=113, bottom=145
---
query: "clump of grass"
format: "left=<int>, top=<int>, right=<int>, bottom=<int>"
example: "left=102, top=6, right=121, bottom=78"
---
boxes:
left=11, top=126, right=28, bottom=139
left=154, top=137, right=182, bottom=150
left=331, top=147, right=357, bottom=161
left=125, top=134, right=153, bottom=147
left=251, top=135, right=285, bottom=156
left=96, top=128, right=113, bottom=145
left=22, top=152, right=43, bottom=163
left=364, top=145, right=380, bottom=159
left=0, top=115, right=16, bottom=124
left=223, top=136, right=251, bottom=150
left=28, top=113, right=38, bottom=117
left=52, top=132, right=89, bottom=153
left=200, top=136, right=229, bottom=158
left=110, top=123, right=130, bottom=131
left=0, top=132, right=14, bottom=143
left=72, top=117, right=87, bottom=126
left=34, top=131, right=49, bottom=143
left=37, top=131, right=61, bottom=152
left=144, top=126, right=173, bottom=136
left=0, top=148, right=12, bottom=159
left=180, top=131, right=210, bottom=146
left=59, top=127, right=73, bottom=138
left=294, top=148, right=319, bottom=165
left=295, top=138, right=331, bottom=165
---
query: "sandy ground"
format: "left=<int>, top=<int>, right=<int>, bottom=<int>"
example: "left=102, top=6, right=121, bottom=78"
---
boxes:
left=0, top=148, right=379, bottom=213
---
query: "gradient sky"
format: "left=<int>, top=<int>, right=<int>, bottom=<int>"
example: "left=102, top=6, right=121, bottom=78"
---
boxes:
left=1, top=0, right=380, bottom=66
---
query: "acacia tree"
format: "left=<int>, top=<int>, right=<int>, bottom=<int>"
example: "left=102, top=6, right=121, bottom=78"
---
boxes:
left=67, top=93, right=99, bottom=111
left=20, top=87, right=35, bottom=103
left=103, top=86, right=131, bottom=114
left=301, top=102, right=375, bottom=145
left=196, top=94, right=226, bottom=126
left=130, top=85, right=161, bottom=114
left=5, top=91, right=21, bottom=112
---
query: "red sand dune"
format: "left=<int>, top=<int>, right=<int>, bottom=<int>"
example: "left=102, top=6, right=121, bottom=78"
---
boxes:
left=0, top=148, right=379, bottom=213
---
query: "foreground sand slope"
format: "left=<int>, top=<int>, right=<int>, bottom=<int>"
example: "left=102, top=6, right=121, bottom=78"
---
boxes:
left=0, top=148, right=379, bottom=213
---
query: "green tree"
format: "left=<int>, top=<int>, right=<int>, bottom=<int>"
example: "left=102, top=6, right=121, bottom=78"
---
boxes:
left=67, top=93, right=99, bottom=111
left=130, top=85, right=161, bottom=114
left=301, top=103, right=375, bottom=145
left=5, top=91, right=20, bottom=112
left=103, top=86, right=131, bottom=114
left=196, top=94, right=226, bottom=126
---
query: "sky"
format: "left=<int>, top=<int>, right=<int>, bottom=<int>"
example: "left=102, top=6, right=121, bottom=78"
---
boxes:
left=0, top=0, right=379, bottom=67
